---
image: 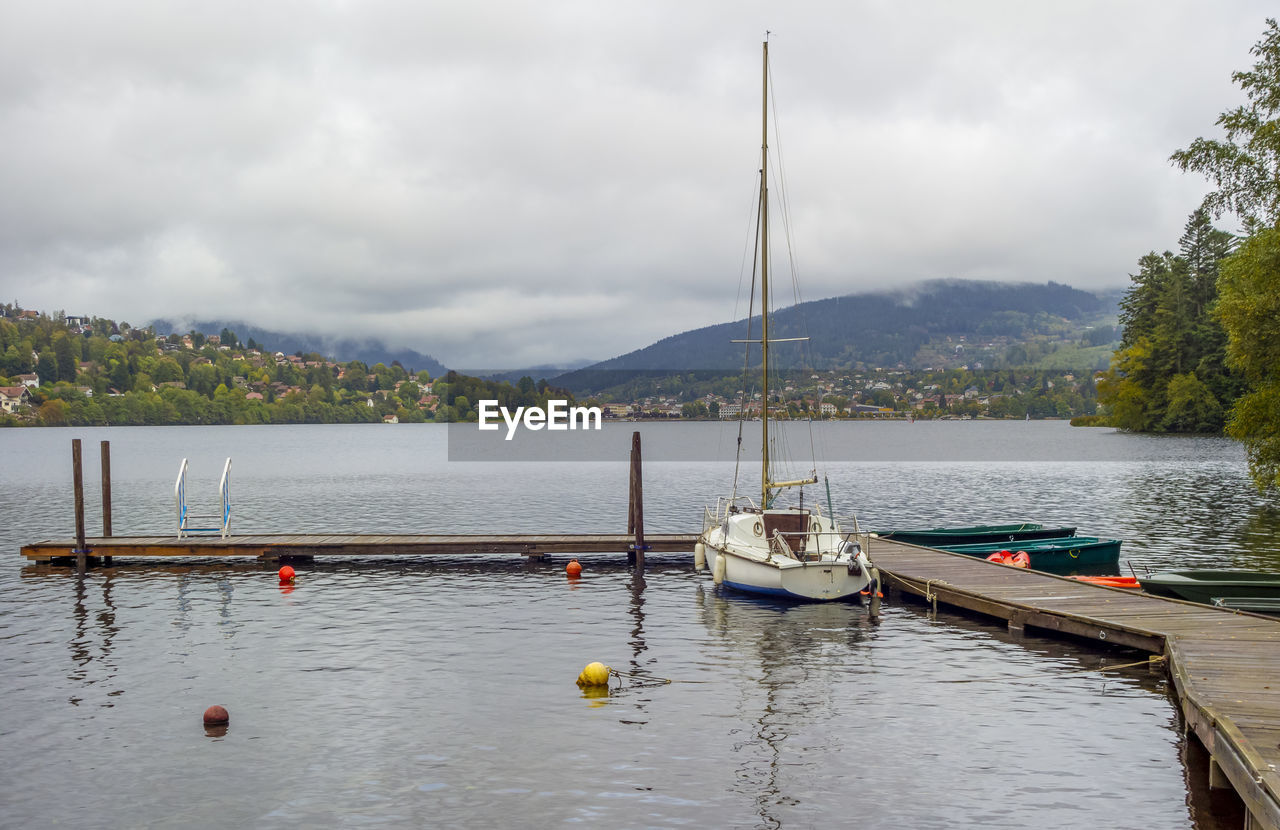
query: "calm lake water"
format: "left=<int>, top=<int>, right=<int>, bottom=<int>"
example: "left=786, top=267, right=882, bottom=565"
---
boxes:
left=2, top=421, right=1275, bottom=828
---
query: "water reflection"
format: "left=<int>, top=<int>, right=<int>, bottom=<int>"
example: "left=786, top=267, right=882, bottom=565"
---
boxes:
left=173, top=570, right=238, bottom=637
left=621, top=570, right=649, bottom=721
left=68, top=573, right=119, bottom=708
left=698, top=589, right=873, bottom=828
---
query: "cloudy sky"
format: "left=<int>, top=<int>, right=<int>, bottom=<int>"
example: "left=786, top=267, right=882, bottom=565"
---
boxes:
left=0, top=2, right=1270, bottom=368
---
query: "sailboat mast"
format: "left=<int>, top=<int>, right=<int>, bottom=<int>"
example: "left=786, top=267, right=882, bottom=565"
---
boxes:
left=759, top=38, right=771, bottom=507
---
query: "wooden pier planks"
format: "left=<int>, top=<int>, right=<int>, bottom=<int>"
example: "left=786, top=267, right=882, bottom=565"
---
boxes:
left=19, top=533, right=700, bottom=562
left=871, top=538, right=1280, bottom=830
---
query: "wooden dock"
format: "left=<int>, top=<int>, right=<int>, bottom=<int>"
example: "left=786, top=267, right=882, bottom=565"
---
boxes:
left=20, top=533, right=701, bottom=563
left=870, top=538, right=1280, bottom=830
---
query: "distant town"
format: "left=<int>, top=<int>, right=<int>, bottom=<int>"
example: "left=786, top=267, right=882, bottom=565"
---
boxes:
left=0, top=304, right=1101, bottom=427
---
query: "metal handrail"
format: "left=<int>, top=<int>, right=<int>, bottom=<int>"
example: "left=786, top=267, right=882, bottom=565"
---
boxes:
left=176, top=457, right=232, bottom=539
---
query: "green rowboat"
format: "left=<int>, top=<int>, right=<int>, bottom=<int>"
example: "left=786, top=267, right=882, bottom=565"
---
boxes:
left=1138, top=570, right=1280, bottom=607
left=932, top=536, right=1121, bottom=571
left=872, top=523, right=1077, bottom=547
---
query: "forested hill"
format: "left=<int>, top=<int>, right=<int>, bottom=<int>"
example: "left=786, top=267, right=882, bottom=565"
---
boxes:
left=150, top=318, right=449, bottom=376
left=556, top=280, right=1111, bottom=391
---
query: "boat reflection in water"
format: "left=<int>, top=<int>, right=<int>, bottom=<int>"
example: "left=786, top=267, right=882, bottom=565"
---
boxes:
left=696, top=585, right=876, bottom=828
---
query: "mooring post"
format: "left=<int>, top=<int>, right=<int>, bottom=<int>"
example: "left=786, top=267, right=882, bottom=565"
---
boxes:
left=100, top=440, right=112, bottom=566
left=72, top=439, right=87, bottom=574
left=628, top=431, right=646, bottom=571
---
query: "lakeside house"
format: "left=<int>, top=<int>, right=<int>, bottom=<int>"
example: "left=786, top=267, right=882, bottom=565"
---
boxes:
left=0, top=386, right=33, bottom=413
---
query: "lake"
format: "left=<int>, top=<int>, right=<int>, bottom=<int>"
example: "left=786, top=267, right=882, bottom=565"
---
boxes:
left=2, top=420, right=1274, bottom=828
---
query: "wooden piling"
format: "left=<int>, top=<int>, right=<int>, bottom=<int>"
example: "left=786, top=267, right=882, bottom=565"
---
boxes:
left=71, top=439, right=86, bottom=573
left=628, top=431, right=646, bottom=571
left=100, top=440, right=112, bottom=565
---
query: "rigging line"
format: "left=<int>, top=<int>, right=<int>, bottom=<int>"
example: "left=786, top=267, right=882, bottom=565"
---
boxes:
left=767, top=54, right=824, bottom=471
left=724, top=143, right=767, bottom=471
left=733, top=173, right=765, bottom=503
left=731, top=143, right=768, bottom=329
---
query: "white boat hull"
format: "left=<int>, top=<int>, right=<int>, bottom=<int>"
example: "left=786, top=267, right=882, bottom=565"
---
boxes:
left=700, top=508, right=871, bottom=602
left=716, top=547, right=867, bottom=601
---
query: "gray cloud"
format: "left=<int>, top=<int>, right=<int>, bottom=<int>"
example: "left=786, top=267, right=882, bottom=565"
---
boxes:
left=0, top=1, right=1269, bottom=368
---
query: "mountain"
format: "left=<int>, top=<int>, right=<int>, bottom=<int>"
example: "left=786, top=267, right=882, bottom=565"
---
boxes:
left=554, top=280, right=1115, bottom=392
left=461, top=361, right=597, bottom=384
left=149, top=319, right=449, bottom=376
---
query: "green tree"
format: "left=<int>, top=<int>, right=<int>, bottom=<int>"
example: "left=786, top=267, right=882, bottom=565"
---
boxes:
left=53, top=332, right=76, bottom=382
left=1162, top=373, right=1224, bottom=433
left=1171, top=19, right=1280, bottom=228
left=1217, top=226, right=1280, bottom=487
left=35, top=350, right=56, bottom=385
left=1100, top=210, right=1237, bottom=432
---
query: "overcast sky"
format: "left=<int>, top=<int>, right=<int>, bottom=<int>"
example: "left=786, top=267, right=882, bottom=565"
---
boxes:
left=0, top=2, right=1271, bottom=369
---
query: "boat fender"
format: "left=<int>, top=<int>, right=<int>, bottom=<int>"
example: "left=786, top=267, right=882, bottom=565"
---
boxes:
left=713, top=553, right=726, bottom=585
left=694, top=542, right=706, bottom=570
left=867, top=567, right=883, bottom=617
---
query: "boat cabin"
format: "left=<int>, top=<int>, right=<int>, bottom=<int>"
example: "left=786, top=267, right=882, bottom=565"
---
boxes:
left=763, top=509, right=811, bottom=555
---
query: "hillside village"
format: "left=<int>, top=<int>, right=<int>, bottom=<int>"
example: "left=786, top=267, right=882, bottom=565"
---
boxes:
left=0, top=305, right=1100, bottom=426
left=0, top=306, right=445, bottom=425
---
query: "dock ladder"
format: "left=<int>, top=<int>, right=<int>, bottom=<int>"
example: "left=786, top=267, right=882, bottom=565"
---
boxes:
left=175, top=458, right=231, bottom=538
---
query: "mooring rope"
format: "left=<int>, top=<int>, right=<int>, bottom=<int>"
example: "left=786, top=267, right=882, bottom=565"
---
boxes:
left=608, top=668, right=712, bottom=688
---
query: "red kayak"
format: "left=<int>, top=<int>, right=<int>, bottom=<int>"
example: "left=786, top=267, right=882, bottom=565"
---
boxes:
left=1068, top=575, right=1141, bottom=589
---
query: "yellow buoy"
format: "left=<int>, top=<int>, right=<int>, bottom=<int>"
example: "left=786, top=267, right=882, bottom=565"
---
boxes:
left=713, top=553, right=726, bottom=585
left=576, top=661, right=611, bottom=687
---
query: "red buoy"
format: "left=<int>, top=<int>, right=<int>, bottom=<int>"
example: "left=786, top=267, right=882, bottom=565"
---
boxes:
left=203, top=705, right=229, bottom=725
left=278, top=565, right=295, bottom=583
left=566, top=559, right=583, bottom=577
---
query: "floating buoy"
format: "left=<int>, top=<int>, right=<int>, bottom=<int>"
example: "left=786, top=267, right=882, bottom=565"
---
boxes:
left=278, top=565, right=295, bottom=583
left=576, top=661, right=611, bottom=688
left=203, top=705, right=229, bottom=725
left=694, top=542, right=706, bottom=570
left=566, top=559, right=582, bottom=577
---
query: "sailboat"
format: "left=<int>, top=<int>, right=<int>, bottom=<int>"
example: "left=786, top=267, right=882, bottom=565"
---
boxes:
left=696, top=39, right=875, bottom=602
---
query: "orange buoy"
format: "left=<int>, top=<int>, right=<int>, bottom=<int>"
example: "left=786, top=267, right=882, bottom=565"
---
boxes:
left=985, top=551, right=1008, bottom=563
left=1011, top=551, right=1031, bottom=568
left=566, top=559, right=582, bottom=577
left=203, top=705, right=229, bottom=725
left=278, top=565, right=295, bottom=583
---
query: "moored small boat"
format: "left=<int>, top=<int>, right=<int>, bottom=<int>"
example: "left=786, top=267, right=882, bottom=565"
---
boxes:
left=1137, top=570, right=1280, bottom=607
left=1068, top=575, right=1141, bottom=589
left=872, top=523, right=1077, bottom=546
left=929, top=536, right=1121, bottom=571
left=1210, top=596, right=1280, bottom=614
